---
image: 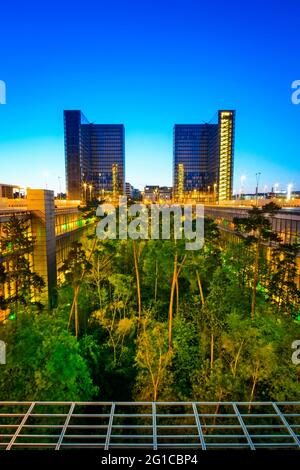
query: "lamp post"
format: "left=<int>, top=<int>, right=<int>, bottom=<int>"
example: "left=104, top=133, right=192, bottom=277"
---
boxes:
left=43, top=170, right=49, bottom=190
left=83, top=182, right=87, bottom=203
left=240, top=175, right=246, bottom=201
left=58, top=176, right=62, bottom=199
left=89, top=184, right=93, bottom=201
left=287, top=183, right=293, bottom=201
left=255, top=172, right=261, bottom=206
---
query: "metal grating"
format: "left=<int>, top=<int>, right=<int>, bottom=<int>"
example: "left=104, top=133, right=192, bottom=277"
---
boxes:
left=0, top=402, right=300, bottom=450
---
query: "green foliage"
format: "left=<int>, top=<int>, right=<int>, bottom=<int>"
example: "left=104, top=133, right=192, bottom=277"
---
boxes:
left=134, top=315, right=174, bottom=401
left=0, top=312, right=98, bottom=400
left=1, top=206, right=300, bottom=404
left=0, top=215, right=45, bottom=314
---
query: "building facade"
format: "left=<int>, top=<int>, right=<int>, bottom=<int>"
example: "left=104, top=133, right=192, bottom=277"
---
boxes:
left=64, top=110, right=125, bottom=201
left=0, top=190, right=95, bottom=319
left=173, top=110, right=235, bottom=202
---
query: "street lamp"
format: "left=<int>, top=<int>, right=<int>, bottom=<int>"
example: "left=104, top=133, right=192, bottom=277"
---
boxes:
left=287, top=183, right=293, bottom=201
left=58, top=176, right=62, bottom=199
left=89, top=184, right=93, bottom=201
left=83, top=182, right=87, bottom=202
left=240, top=175, right=246, bottom=200
left=255, top=172, right=261, bottom=206
left=43, top=170, right=49, bottom=190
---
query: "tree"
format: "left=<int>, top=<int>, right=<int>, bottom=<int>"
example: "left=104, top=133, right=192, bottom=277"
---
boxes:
left=268, top=243, right=300, bottom=316
left=59, top=241, right=91, bottom=337
left=135, top=316, right=173, bottom=401
left=0, top=215, right=45, bottom=317
left=88, top=240, right=115, bottom=308
left=133, top=240, right=142, bottom=320
left=233, top=202, right=281, bottom=318
left=0, top=312, right=98, bottom=401
left=168, top=251, right=187, bottom=349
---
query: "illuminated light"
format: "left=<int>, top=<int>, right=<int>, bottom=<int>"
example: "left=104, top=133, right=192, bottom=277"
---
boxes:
left=218, top=111, right=234, bottom=202
left=177, top=163, right=184, bottom=201
left=112, top=163, right=119, bottom=199
left=287, top=183, right=293, bottom=201
left=62, top=224, right=67, bottom=231
left=8, top=313, right=16, bottom=320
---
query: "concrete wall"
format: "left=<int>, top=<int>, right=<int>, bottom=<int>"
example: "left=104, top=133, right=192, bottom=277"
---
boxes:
left=27, top=189, right=57, bottom=308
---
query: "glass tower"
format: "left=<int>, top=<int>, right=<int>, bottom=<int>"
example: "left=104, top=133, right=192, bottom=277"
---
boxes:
left=64, top=110, right=125, bottom=200
left=173, top=110, right=235, bottom=202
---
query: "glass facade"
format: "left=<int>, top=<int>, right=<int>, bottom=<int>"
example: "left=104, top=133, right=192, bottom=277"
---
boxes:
left=64, top=111, right=125, bottom=200
left=173, top=110, right=235, bottom=201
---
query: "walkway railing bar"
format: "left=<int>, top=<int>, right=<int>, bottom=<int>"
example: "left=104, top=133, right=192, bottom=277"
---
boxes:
left=104, top=402, right=115, bottom=451
left=152, top=402, right=157, bottom=451
left=5, top=402, right=35, bottom=451
left=55, top=402, right=75, bottom=450
left=192, top=403, right=206, bottom=450
left=272, top=402, right=300, bottom=449
left=0, top=401, right=300, bottom=450
left=232, top=403, right=255, bottom=450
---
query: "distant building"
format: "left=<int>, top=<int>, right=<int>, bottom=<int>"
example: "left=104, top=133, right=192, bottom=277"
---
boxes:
left=132, top=188, right=141, bottom=201
left=125, top=183, right=141, bottom=200
left=64, top=110, right=125, bottom=201
left=143, top=186, right=173, bottom=202
left=159, top=186, right=173, bottom=201
left=173, top=110, right=235, bottom=202
left=0, top=183, right=20, bottom=199
left=143, top=185, right=160, bottom=202
left=125, top=182, right=133, bottom=198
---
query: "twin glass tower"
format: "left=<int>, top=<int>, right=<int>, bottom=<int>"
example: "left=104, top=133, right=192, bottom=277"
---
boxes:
left=64, top=110, right=125, bottom=201
left=65, top=109, right=235, bottom=202
left=173, top=110, right=235, bottom=202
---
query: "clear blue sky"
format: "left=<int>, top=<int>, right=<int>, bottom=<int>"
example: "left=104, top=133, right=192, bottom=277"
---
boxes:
left=0, top=0, right=299, bottom=193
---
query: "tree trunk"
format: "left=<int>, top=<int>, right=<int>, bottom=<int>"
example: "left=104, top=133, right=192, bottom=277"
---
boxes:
left=248, top=364, right=259, bottom=412
left=168, top=252, right=178, bottom=350
left=154, top=259, right=158, bottom=302
left=175, top=277, right=179, bottom=316
left=251, top=236, right=261, bottom=319
left=196, top=270, right=205, bottom=305
left=168, top=253, right=186, bottom=350
left=133, top=240, right=142, bottom=320
left=210, top=333, right=214, bottom=371
left=232, top=340, right=244, bottom=377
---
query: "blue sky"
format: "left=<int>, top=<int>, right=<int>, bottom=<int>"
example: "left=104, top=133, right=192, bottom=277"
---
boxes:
left=0, top=0, right=299, bottom=193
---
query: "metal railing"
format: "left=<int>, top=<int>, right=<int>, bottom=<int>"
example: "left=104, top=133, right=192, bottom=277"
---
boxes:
left=0, top=401, right=300, bottom=450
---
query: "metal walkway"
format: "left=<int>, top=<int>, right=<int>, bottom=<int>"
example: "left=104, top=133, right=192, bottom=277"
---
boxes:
left=0, top=401, right=300, bottom=450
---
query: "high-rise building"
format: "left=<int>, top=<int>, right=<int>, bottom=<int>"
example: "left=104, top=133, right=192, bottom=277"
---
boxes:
left=173, top=110, right=235, bottom=202
left=64, top=110, right=125, bottom=200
